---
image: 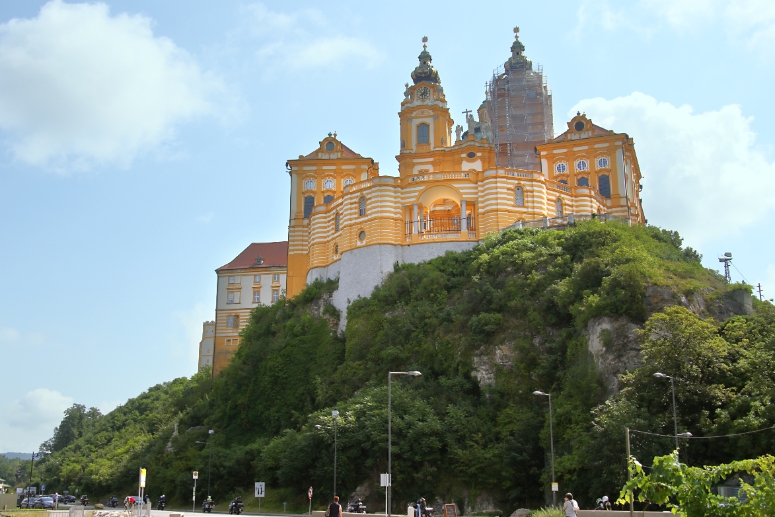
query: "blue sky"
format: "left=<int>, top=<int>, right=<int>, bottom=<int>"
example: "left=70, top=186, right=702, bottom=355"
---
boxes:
left=1, top=0, right=774, bottom=452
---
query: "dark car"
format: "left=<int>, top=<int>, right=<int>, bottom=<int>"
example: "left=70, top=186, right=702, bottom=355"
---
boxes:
left=63, top=495, right=77, bottom=504
left=19, top=497, right=40, bottom=508
left=34, top=497, right=55, bottom=509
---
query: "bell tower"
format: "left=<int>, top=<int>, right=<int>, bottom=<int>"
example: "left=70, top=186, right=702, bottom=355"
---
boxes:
left=398, top=37, right=454, bottom=169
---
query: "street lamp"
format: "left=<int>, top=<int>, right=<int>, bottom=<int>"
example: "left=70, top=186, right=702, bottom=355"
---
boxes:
left=533, top=391, right=556, bottom=507
left=195, top=430, right=214, bottom=498
left=388, top=371, right=422, bottom=517
left=653, top=373, right=680, bottom=456
left=315, top=410, right=339, bottom=497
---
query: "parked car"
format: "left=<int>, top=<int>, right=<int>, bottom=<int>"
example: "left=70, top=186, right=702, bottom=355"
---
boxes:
left=34, top=497, right=55, bottom=509
left=19, top=497, right=40, bottom=508
left=63, top=495, right=77, bottom=504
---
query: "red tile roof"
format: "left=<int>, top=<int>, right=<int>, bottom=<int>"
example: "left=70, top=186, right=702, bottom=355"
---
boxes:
left=216, top=241, right=288, bottom=272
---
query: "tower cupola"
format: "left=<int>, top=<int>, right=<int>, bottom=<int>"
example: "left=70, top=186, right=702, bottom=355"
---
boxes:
left=505, top=26, right=532, bottom=71
left=411, top=36, right=440, bottom=84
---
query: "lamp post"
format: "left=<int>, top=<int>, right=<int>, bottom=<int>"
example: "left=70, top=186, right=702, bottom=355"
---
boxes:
left=653, top=373, right=680, bottom=456
left=196, top=430, right=215, bottom=498
left=533, top=391, right=556, bottom=507
left=388, top=371, right=422, bottom=517
left=315, top=410, right=339, bottom=497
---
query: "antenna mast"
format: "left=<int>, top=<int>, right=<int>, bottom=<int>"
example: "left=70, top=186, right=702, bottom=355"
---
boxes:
left=718, top=252, right=732, bottom=283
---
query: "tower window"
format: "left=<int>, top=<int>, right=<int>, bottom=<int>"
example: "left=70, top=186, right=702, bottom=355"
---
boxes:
left=417, top=123, right=429, bottom=145
left=324, top=195, right=334, bottom=204
left=599, top=174, right=611, bottom=198
left=515, top=186, right=524, bottom=207
left=555, top=162, right=567, bottom=174
left=303, top=196, right=314, bottom=218
left=303, top=179, right=315, bottom=190
left=577, top=176, right=589, bottom=187
left=359, top=196, right=366, bottom=216
left=597, top=156, right=610, bottom=169
left=325, top=141, right=335, bottom=152
left=576, top=159, right=588, bottom=171
left=555, top=198, right=563, bottom=217
left=335, top=212, right=340, bottom=231
left=343, top=178, right=354, bottom=187
left=323, top=179, right=334, bottom=190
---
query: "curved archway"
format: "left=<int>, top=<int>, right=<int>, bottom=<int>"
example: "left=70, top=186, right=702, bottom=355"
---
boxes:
left=417, top=185, right=462, bottom=207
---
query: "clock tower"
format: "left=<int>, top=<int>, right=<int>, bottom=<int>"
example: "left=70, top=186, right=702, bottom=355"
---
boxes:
left=397, top=37, right=454, bottom=172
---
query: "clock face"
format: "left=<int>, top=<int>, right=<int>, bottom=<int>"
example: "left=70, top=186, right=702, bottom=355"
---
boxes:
left=417, top=86, right=430, bottom=100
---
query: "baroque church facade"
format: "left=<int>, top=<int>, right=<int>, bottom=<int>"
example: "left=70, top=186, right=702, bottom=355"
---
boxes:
left=203, top=29, right=646, bottom=375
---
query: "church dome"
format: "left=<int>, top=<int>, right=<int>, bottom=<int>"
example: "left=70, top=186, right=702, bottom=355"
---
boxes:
left=411, top=37, right=440, bottom=84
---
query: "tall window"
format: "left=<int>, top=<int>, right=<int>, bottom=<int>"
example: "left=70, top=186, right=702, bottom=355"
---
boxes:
left=323, top=195, right=334, bottom=204
left=227, top=292, right=240, bottom=304
left=227, top=315, right=239, bottom=328
left=303, top=195, right=314, bottom=218
left=515, top=186, right=524, bottom=207
left=359, top=196, right=366, bottom=216
left=335, top=212, right=340, bottom=231
left=555, top=198, right=563, bottom=217
left=417, top=123, right=429, bottom=145
left=577, top=176, right=589, bottom=187
left=598, top=174, right=611, bottom=198
left=272, top=290, right=279, bottom=303
left=273, top=273, right=279, bottom=282
left=254, top=275, right=261, bottom=283
left=253, top=291, right=260, bottom=303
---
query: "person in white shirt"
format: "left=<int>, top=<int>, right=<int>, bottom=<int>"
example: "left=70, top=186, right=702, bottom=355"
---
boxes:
left=563, top=493, right=579, bottom=517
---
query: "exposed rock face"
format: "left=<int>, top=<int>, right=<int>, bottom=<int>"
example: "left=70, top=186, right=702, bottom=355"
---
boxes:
left=472, top=344, right=515, bottom=387
left=586, top=317, right=642, bottom=396
left=708, top=288, right=754, bottom=321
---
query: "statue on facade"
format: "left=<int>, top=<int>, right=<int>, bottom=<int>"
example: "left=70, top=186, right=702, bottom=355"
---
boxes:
left=467, top=113, right=476, bottom=133
left=455, top=125, right=463, bottom=142
left=404, top=83, right=411, bottom=100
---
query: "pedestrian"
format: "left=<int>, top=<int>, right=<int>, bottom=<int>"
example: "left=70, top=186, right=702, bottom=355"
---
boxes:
left=326, top=496, right=342, bottom=517
left=563, top=493, right=579, bottom=517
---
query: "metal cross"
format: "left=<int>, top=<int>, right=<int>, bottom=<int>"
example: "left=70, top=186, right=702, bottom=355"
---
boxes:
left=513, top=26, right=520, bottom=36
left=462, top=109, right=472, bottom=119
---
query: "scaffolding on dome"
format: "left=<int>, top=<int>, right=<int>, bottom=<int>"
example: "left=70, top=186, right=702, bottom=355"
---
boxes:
left=486, top=63, right=554, bottom=171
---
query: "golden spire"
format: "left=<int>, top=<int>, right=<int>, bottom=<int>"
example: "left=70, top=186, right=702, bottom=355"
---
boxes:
left=422, top=35, right=428, bottom=50
left=513, top=26, right=520, bottom=38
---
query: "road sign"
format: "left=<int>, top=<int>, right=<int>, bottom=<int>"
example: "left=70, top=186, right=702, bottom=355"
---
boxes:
left=551, top=482, right=558, bottom=492
left=255, top=482, right=265, bottom=498
left=140, top=468, right=147, bottom=488
left=308, top=487, right=313, bottom=499
left=193, top=471, right=199, bottom=480
left=41, top=485, right=46, bottom=491
left=380, top=474, right=391, bottom=487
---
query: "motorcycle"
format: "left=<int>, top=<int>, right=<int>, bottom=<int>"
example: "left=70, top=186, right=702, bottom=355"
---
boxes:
left=347, top=500, right=367, bottom=513
left=203, top=500, right=215, bottom=513
left=228, top=500, right=244, bottom=515
left=108, top=498, right=119, bottom=508
left=157, top=499, right=167, bottom=511
left=80, top=496, right=89, bottom=506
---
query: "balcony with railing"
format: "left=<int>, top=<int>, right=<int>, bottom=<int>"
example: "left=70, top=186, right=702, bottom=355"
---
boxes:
left=404, top=216, right=477, bottom=241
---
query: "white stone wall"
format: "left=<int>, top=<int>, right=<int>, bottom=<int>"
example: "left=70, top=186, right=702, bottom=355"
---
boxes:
left=307, top=241, right=477, bottom=331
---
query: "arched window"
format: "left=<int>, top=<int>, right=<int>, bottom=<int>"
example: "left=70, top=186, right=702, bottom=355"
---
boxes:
left=577, top=176, right=589, bottom=187
left=303, top=179, right=315, bottom=190
left=576, top=159, right=588, bottom=171
left=417, top=123, right=430, bottom=145
left=597, top=156, right=610, bottom=169
left=598, top=174, right=611, bottom=198
left=323, top=178, right=334, bottom=190
left=555, top=198, right=563, bottom=217
left=559, top=179, right=568, bottom=185
left=515, top=186, right=524, bottom=207
left=303, top=196, right=314, bottom=218
left=323, top=195, right=334, bottom=204
left=359, top=196, right=366, bottom=216
left=335, top=212, right=340, bottom=232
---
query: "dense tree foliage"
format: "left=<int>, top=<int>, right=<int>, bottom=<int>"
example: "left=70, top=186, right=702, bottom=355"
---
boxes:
left=32, top=222, right=775, bottom=513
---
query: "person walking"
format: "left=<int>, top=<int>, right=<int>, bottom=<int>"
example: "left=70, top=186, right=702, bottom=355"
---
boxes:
left=563, top=493, right=579, bottom=517
left=327, top=496, right=342, bottom=517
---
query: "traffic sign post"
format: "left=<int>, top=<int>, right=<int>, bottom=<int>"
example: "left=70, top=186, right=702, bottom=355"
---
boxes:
left=255, top=482, right=265, bottom=513
left=308, top=487, right=313, bottom=515
left=193, top=471, right=199, bottom=512
left=380, top=474, right=390, bottom=516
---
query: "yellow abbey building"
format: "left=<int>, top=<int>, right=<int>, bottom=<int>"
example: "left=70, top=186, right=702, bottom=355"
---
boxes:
left=203, top=29, right=647, bottom=375
left=285, top=31, right=645, bottom=319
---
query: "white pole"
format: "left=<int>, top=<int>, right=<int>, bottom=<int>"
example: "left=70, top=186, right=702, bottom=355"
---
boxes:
left=193, top=478, right=197, bottom=513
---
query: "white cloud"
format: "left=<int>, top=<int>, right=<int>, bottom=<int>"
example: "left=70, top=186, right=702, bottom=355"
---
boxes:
left=197, top=212, right=214, bottom=223
left=0, top=388, right=73, bottom=451
left=240, top=3, right=381, bottom=75
left=0, top=0, right=224, bottom=171
left=570, top=92, right=775, bottom=246
left=0, top=327, right=21, bottom=341
left=575, top=0, right=775, bottom=51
